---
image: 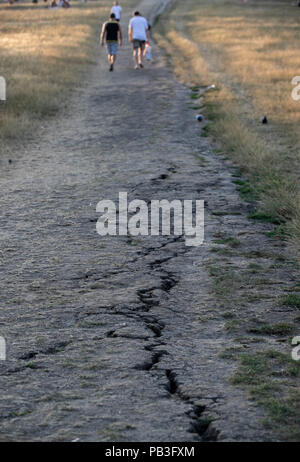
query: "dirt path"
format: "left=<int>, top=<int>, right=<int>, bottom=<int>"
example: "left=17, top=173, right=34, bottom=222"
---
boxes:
left=0, top=0, right=298, bottom=442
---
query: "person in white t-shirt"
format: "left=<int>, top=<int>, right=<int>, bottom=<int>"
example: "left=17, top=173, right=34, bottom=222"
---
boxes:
left=128, top=11, right=149, bottom=69
left=111, top=1, right=122, bottom=22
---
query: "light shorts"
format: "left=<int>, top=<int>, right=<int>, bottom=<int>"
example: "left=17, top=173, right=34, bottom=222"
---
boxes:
left=132, top=39, right=146, bottom=51
left=107, top=41, right=118, bottom=55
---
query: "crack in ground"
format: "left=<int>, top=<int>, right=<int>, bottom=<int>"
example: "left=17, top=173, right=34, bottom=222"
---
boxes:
left=125, top=237, right=219, bottom=441
left=19, top=341, right=70, bottom=361
left=126, top=233, right=218, bottom=441
left=135, top=350, right=167, bottom=372
left=165, top=369, right=219, bottom=442
left=71, top=202, right=217, bottom=440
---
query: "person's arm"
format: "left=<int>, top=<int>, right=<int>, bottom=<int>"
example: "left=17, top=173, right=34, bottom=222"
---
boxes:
left=100, top=23, right=106, bottom=46
left=145, top=19, right=150, bottom=42
left=128, top=24, right=133, bottom=43
left=118, top=24, right=123, bottom=46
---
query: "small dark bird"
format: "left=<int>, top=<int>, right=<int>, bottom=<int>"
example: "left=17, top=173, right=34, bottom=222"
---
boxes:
left=262, top=115, right=268, bottom=124
left=8, top=159, right=12, bottom=164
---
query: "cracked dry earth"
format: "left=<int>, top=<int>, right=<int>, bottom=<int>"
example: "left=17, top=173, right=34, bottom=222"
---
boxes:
left=0, top=0, right=298, bottom=442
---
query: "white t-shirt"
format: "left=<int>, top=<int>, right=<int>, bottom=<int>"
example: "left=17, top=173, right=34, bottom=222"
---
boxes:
left=111, top=5, right=122, bottom=20
left=129, top=16, right=148, bottom=41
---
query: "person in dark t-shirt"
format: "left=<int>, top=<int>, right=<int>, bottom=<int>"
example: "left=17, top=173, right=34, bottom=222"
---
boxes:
left=100, top=13, right=123, bottom=72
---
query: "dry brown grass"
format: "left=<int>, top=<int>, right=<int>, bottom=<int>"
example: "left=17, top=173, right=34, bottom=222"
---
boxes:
left=155, top=0, right=300, bottom=254
left=0, top=0, right=135, bottom=151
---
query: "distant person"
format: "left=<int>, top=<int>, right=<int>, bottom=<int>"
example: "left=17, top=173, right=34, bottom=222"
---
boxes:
left=128, top=11, right=149, bottom=69
left=100, top=13, right=123, bottom=72
left=58, top=0, right=70, bottom=7
left=111, top=1, right=122, bottom=22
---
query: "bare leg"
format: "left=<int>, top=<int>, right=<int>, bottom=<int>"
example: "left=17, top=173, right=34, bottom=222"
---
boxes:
left=133, top=49, right=139, bottom=68
left=137, top=46, right=145, bottom=68
left=138, top=48, right=143, bottom=65
left=108, top=54, right=116, bottom=71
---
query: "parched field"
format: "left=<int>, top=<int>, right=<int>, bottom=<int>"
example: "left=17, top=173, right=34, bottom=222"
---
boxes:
left=0, top=0, right=136, bottom=150
left=0, top=0, right=299, bottom=443
left=155, top=0, right=300, bottom=252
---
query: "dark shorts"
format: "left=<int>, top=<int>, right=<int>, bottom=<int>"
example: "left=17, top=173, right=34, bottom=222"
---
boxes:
left=107, top=41, right=118, bottom=55
left=132, top=39, right=146, bottom=51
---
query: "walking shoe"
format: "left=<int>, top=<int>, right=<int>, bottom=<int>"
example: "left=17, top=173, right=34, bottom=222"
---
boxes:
left=109, top=64, right=114, bottom=72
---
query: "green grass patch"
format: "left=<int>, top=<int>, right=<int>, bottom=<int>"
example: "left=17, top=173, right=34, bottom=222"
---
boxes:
left=247, top=262, right=263, bottom=272
left=214, top=236, right=241, bottom=248
left=248, top=211, right=282, bottom=225
left=261, top=392, right=300, bottom=441
left=26, top=362, right=38, bottom=369
left=247, top=322, right=294, bottom=336
left=219, top=346, right=244, bottom=359
left=225, top=320, right=240, bottom=332
left=282, top=293, right=300, bottom=309
left=210, top=246, right=233, bottom=255
left=232, top=350, right=300, bottom=385
left=236, top=183, right=258, bottom=202
left=265, top=224, right=287, bottom=238
left=188, top=105, right=203, bottom=110
left=9, top=409, right=33, bottom=418
left=207, top=265, right=243, bottom=306
left=231, top=350, right=300, bottom=439
left=232, top=179, right=245, bottom=186
left=211, top=211, right=229, bottom=216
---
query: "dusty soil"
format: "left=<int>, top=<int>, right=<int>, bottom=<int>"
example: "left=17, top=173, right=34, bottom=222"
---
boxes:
left=0, top=0, right=298, bottom=442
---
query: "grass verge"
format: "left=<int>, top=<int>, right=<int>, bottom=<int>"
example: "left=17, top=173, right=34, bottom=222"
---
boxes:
left=154, top=0, right=300, bottom=254
left=0, top=0, right=135, bottom=152
left=231, top=350, right=300, bottom=441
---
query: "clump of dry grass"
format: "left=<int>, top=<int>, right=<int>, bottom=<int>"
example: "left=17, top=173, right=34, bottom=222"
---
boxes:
left=0, top=0, right=135, bottom=150
left=155, top=0, right=300, bottom=254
